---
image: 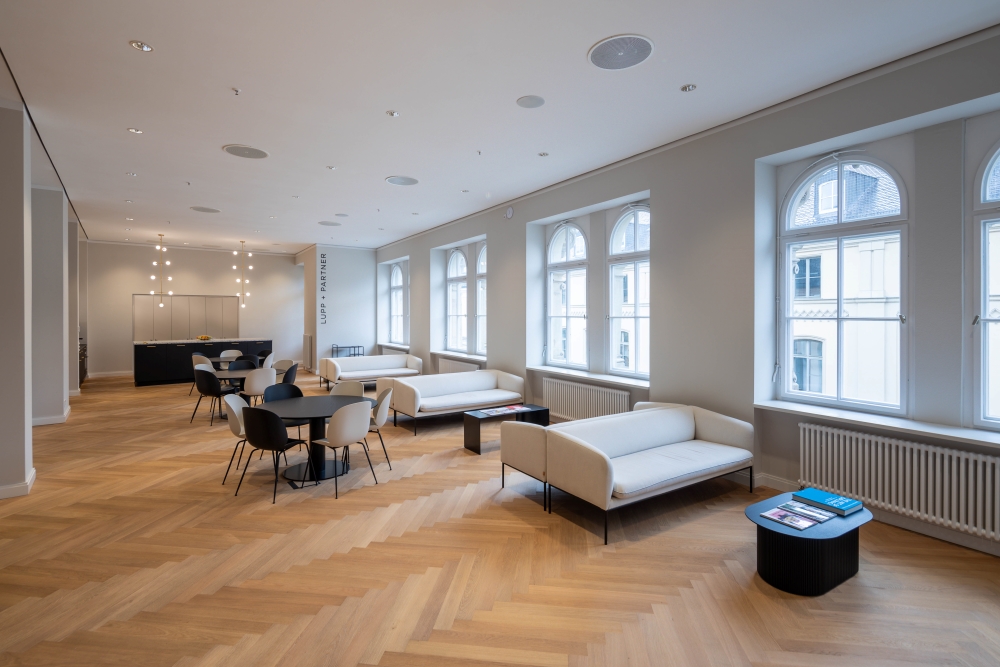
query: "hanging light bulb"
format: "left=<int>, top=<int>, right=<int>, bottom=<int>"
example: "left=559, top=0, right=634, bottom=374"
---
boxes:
left=248, top=265, right=253, bottom=270
left=168, top=291, right=173, bottom=295
left=153, top=261, right=158, bottom=266
left=149, top=291, right=154, bottom=295
left=155, top=245, right=161, bottom=250
left=150, top=275, right=155, bottom=280
left=150, top=234, right=174, bottom=309
left=165, top=261, right=170, bottom=266
left=232, top=265, right=237, bottom=270
left=241, top=303, right=245, bottom=308
left=158, top=303, right=164, bottom=308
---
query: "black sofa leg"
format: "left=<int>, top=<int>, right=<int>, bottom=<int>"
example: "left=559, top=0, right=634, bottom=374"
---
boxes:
left=605, top=511, right=609, bottom=545
left=501, top=463, right=504, bottom=488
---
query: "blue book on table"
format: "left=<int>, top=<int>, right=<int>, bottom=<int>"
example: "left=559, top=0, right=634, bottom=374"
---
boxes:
left=792, top=488, right=863, bottom=516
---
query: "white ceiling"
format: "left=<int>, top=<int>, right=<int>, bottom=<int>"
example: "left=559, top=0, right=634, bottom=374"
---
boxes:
left=0, top=1, right=998, bottom=254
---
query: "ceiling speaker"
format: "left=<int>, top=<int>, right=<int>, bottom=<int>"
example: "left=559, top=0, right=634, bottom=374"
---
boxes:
left=223, top=144, right=269, bottom=159
left=190, top=206, right=220, bottom=213
left=588, top=35, right=653, bottom=70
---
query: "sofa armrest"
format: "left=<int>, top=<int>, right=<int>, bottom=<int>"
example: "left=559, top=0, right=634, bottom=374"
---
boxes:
left=494, top=370, right=525, bottom=398
left=633, top=401, right=686, bottom=411
left=692, top=407, right=754, bottom=454
left=375, top=378, right=396, bottom=408
left=500, top=422, right=547, bottom=482
left=330, top=359, right=343, bottom=382
left=546, top=431, right=614, bottom=510
left=406, top=355, right=423, bottom=374
left=392, top=379, right=421, bottom=416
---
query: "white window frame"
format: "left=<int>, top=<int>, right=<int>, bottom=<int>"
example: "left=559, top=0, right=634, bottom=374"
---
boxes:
left=546, top=222, right=589, bottom=369
left=389, top=263, right=406, bottom=345
left=607, top=208, right=650, bottom=379
left=779, top=156, right=909, bottom=416
left=476, top=244, right=487, bottom=356
left=975, top=138, right=1000, bottom=210
left=445, top=250, right=468, bottom=353
left=973, top=210, right=1000, bottom=428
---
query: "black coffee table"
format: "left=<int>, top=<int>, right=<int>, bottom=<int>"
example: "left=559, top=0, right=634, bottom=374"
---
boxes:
left=259, top=395, right=375, bottom=482
left=463, top=404, right=549, bottom=454
left=745, top=492, right=872, bottom=596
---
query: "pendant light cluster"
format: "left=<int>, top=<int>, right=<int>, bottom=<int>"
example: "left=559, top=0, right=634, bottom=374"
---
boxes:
left=233, top=240, right=253, bottom=308
left=149, top=233, right=173, bottom=306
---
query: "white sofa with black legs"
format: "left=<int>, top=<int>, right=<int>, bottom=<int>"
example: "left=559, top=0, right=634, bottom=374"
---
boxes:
left=318, top=354, right=422, bottom=389
left=377, top=369, right=524, bottom=434
left=500, top=402, right=753, bottom=543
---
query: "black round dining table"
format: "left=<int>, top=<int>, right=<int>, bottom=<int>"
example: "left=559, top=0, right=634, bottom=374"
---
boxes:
left=259, top=395, right=375, bottom=482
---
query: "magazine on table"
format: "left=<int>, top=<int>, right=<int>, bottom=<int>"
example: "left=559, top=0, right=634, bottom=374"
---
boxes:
left=760, top=508, right=818, bottom=531
left=792, top=487, right=864, bottom=516
left=480, top=405, right=531, bottom=417
left=777, top=500, right=836, bottom=523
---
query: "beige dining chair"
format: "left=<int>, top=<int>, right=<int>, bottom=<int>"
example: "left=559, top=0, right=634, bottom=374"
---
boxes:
left=368, top=388, right=393, bottom=469
left=219, top=349, right=241, bottom=370
left=262, top=353, right=275, bottom=369
left=330, top=381, right=365, bottom=397
left=195, top=363, right=215, bottom=373
left=242, top=368, right=277, bottom=406
left=272, top=359, right=294, bottom=373
left=222, top=394, right=249, bottom=484
left=313, top=400, right=377, bottom=498
left=190, top=354, right=213, bottom=395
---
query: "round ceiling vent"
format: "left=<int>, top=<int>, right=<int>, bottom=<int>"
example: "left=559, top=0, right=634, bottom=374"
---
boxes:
left=318, top=221, right=342, bottom=227
left=223, top=144, right=269, bottom=159
left=588, top=35, right=653, bottom=70
left=517, top=95, right=545, bottom=109
left=190, top=206, right=220, bottom=213
left=386, top=176, right=418, bottom=186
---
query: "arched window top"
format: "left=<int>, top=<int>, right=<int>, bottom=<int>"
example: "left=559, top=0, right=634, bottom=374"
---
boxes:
left=390, top=265, right=402, bottom=287
left=548, top=224, right=587, bottom=264
left=984, top=148, right=1000, bottom=203
left=788, top=160, right=901, bottom=229
left=447, top=250, right=467, bottom=278
left=610, top=208, right=650, bottom=255
left=477, top=246, right=487, bottom=274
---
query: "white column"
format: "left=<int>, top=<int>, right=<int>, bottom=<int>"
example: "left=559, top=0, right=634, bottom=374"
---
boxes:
left=68, top=221, right=79, bottom=395
left=0, top=104, right=33, bottom=498
left=31, top=188, right=69, bottom=424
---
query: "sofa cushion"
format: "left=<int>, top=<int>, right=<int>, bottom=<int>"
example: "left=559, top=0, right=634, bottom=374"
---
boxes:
left=552, top=407, right=696, bottom=459
left=335, top=355, right=409, bottom=372
left=339, top=367, right=418, bottom=380
left=418, top=389, right=522, bottom=413
left=401, top=370, right=499, bottom=398
left=610, top=440, right=752, bottom=499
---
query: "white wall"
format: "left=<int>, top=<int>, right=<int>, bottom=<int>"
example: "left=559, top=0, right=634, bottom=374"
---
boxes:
left=84, top=242, right=304, bottom=374
left=30, top=188, right=68, bottom=423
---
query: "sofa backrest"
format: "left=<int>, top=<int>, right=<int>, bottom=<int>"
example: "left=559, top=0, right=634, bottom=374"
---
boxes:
left=549, top=406, right=696, bottom=459
left=400, top=369, right=499, bottom=398
left=335, top=355, right=409, bottom=373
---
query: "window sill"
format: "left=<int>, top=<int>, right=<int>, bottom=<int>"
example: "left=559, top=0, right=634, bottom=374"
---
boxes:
left=431, top=350, right=487, bottom=363
left=755, top=399, right=1000, bottom=452
left=380, top=343, right=410, bottom=352
left=527, top=365, right=650, bottom=390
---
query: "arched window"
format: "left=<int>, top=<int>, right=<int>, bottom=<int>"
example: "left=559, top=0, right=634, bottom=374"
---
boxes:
left=547, top=223, right=588, bottom=367
left=389, top=264, right=405, bottom=344
left=788, top=161, right=902, bottom=229
left=476, top=245, right=487, bottom=355
left=609, top=208, right=650, bottom=376
left=983, top=148, right=1000, bottom=203
left=446, top=250, right=468, bottom=351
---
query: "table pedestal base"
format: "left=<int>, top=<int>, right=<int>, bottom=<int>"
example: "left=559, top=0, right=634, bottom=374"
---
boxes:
left=283, top=459, right=348, bottom=482
left=757, top=525, right=859, bottom=596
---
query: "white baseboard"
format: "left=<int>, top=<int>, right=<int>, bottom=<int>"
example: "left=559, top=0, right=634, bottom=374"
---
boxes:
left=33, top=404, right=70, bottom=426
left=0, top=468, right=35, bottom=499
left=68, top=389, right=80, bottom=397
left=87, top=371, right=132, bottom=378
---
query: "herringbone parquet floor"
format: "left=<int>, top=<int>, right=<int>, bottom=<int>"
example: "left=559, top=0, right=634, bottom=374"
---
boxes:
left=2, top=372, right=1000, bottom=666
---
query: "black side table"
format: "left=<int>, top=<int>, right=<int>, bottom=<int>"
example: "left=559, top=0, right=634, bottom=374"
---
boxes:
left=463, top=404, right=549, bottom=454
left=745, top=492, right=872, bottom=596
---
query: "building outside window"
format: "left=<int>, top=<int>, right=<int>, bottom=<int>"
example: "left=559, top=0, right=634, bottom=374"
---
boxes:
left=781, top=158, right=906, bottom=412
left=476, top=245, right=487, bottom=355
left=446, top=250, right=467, bottom=352
left=389, top=264, right=405, bottom=344
left=609, top=208, right=650, bottom=376
left=547, top=223, right=588, bottom=367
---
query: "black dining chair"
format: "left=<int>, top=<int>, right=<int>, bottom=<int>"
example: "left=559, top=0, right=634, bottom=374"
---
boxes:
left=237, top=407, right=316, bottom=503
left=226, top=359, right=257, bottom=391
left=257, top=349, right=272, bottom=363
left=263, top=383, right=309, bottom=441
left=280, top=362, right=299, bottom=385
left=234, top=354, right=259, bottom=367
left=191, top=369, right=237, bottom=426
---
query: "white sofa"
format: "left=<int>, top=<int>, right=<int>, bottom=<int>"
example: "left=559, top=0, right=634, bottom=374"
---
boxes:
left=500, top=402, right=753, bottom=543
left=377, top=369, right=524, bottom=434
left=318, top=354, right=422, bottom=388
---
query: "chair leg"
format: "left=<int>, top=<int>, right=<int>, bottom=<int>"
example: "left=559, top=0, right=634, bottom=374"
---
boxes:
left=209, top=397, right=216, bottom=426
left=305, top=451, right=321, bottom=487
left=235, top=440, right=247, bottom=472
left=235, top=448, right=255, bottom=496
left=334, top=449, right=339, bottom=499
left=359, top=442, right=378, bottom=484
left=223, top=438, right=245, bottom=484
left=501, top=462, right=505, bottom=488
left=190, top=395, right=203, bottom=423
left=377, top=429, right=391, bottom=469
left=189, top=382, right=195, bottom=396
left=283, top=450, right=288, bottom=466
left=393, top=409, right=397, bottom=427
left=272, top=451, right=279, bottom=504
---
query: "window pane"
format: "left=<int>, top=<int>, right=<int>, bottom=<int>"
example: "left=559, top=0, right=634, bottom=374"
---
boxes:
left=789, top=240, right=836, bottom=316
left=842, top=232, right=900, bottom=318
left=478, top=246, right=487, bottom=273
left=568, top=317, right=587, bottom=366
left=567, top=227, right=586, bottom=261
left=842, top=163, right=901, bottom=222
left=447, top=281, right=467, bottom=350
left=477, top=278, right=486, bottom=316
left=548, top=317, right=567, bottom=363
left=477, top=316, right=487, bottom=354
left=611, top=213, right=635, bottom=255
left=610, top=263, right=634, bottom=317
left=637, top=317, right=650, bottom=376
left=549, top=228, right=568, bottom=263
left=842, top=320, right=900, bottom=406
left=790, top=166, right=838, bottom=228
left=390, top=288, right=403, bottom=343
left=549, top=270, right=567, bottom=316
left=636, top=211, right=650, bottom=252
left=568, top=268, right=586, bottom=316
left=789, top=319, right=836, bottom=397
left=986, top=154, right=1000, bottom=202
left=448, top=252, right=467, bottom=278
left=610, top=317, right=636, bottom=373
left=390, top=266, right=402, bottom=287
left=986, top=322, right=1000, bottom=419
left=987, top=222, right=1000, bottom=317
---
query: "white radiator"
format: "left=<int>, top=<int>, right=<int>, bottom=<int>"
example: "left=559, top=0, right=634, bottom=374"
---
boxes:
left=440, top=358, right=479, bottom=374
left=800, top=422, right=1000, bottom=541
left=542, top=378, right=630, bottom=421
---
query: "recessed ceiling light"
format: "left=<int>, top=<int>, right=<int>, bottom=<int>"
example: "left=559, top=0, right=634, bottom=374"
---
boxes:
left=222, top=144, right=268, bottom=159
left=326, top=166, right=336, bottom=170
left=680, top=84, right=697, bottom=92
left=292, top=195, right=299, bottom=199
left=125, top=217, right=133, bottom=221
left=190, top=206, right=220, bottom=213
left=183, top=242, right=188, bottom=245
left=128, top=128, right=143, bottom=134
left=318, top=221, right=341, bottom=227
left=517, top=95, right=545, bottom=109
left=335, top=213, right=348, bottom=218
left=412, top=212, right=418, bottom=215
left=269, top=216, right=276, bottom=219
left=129, top=40, right=153, bottom=52
left=386, top=110, right=399, bottom=117
left=124, top=238, right=129, bottom=241
left=462, top=189, right=469, bottom=193
left=125, top=199, right=133, bottom=203
left=588, top=35, right=653, bottom=70
left=254, top=230, right=261, bottom=233
left=386, top=176, right=418, bottom=186
left=125, top=227, right=131, bottom=231
left=126, top=172, right=137, bottom=176
left=538, top=152, right=549, bottom=157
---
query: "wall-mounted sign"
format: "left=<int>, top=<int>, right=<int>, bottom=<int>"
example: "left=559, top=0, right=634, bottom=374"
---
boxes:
left=319, top=251, right=328, bottom=325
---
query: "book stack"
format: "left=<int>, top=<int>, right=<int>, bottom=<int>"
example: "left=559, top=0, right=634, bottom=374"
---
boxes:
left=760, top=488, right=862, bottom=531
